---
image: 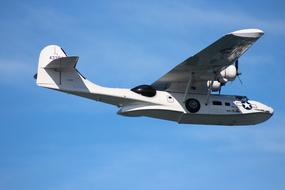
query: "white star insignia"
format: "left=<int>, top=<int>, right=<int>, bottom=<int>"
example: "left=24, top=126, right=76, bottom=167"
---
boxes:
left=242, top=102, right=252, bottom=110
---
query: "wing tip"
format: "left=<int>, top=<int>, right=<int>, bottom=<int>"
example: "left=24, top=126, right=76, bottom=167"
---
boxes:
left=230, top=28, right=264, bottom=38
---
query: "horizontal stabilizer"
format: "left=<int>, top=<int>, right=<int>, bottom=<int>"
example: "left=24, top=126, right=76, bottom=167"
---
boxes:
left=45, top=56, right=79, bottom=71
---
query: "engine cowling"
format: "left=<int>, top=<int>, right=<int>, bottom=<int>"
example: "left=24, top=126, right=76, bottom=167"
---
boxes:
left=219, top=65, right=237, bottom=83
left=207, top=81, right=221, bottom=92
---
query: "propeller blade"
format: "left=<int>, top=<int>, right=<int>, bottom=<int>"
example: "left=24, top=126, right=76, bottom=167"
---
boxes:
left=219, top=82, right=225, bottom=95
left=235, top=59, right=243, bottom=85
left=237, top=75, right=243, bottom=85
left=235, top=59, right=239, bottom=73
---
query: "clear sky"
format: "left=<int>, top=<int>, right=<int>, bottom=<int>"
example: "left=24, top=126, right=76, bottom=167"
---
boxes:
left=1, top=0, right=285, bottom=190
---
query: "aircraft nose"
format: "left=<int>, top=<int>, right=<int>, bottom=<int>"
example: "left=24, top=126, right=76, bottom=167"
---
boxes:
left=266, top=106, right=274, bottom=115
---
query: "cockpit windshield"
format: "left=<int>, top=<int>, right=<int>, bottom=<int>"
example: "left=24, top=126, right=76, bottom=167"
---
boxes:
left=235, top=96, right=249, bottom=102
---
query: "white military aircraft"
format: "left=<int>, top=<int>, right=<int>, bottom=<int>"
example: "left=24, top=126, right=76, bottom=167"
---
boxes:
left=35, top=29, right=273, bottom=125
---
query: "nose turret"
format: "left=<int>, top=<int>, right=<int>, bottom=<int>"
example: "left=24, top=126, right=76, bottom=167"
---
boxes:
left=248, top=100, right=274, bottom=123
left=262, top=105, right=274, bottom=123
left=265, top=106, right=274, bottom=115
left=255, top=101, right=274, bottom=115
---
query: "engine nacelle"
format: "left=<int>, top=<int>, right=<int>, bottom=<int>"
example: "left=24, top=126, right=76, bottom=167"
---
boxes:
left=219, top=65, right=237, bottom=82
left=207, top=81, right=221, bottom=92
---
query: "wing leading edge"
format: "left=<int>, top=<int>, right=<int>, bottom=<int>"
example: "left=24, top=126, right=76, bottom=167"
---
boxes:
left=152, top=29, right=264, bottom=94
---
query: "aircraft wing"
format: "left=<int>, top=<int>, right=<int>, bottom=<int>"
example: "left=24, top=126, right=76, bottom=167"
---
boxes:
left=152, top=29, right=264, bottom=94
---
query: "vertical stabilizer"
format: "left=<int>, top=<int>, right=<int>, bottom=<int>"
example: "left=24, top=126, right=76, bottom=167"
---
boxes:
left=36, top=45, right=87, bottom=92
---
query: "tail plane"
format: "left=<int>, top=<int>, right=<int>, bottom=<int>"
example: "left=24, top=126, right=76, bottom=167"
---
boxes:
left=35, top=45, right=125, bottom=106
left=36, top=45, right=88, bottom=92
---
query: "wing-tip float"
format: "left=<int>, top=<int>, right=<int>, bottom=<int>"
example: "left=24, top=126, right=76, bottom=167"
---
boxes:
left=35, top=29, right=273, bottom=126
left=230, top=28, right=264, bottom=38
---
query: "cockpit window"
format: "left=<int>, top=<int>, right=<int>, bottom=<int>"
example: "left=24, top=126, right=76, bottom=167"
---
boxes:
left=131, top=85, right=157, bottom=97
left=235, top=96, right=248, bottom=101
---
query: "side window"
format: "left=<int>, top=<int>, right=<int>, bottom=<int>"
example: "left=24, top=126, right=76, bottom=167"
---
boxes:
left=212, top=101, right=222, bottom=106
left=225, top=102, right=231, bottom=106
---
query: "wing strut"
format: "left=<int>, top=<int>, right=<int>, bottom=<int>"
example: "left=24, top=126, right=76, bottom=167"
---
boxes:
left=205, top=80, right=213, bottom=105
left=183, top=72, right=193, bottom=102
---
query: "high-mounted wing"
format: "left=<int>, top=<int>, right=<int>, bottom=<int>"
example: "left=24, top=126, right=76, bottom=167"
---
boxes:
left=152, top=29, right=264, bottom=94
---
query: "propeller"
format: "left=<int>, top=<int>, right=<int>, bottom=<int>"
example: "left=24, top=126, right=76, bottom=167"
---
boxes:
left=218, top=82, right=226, bottom=95
left=235, top=59, right=243, bottom=85
left=237, top=74, right=243, bottom=85
left=219, top=59, right=242, bottom=95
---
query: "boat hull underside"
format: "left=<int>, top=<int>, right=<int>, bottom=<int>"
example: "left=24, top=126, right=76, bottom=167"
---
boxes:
left=119, top=109, right=272, bottom=126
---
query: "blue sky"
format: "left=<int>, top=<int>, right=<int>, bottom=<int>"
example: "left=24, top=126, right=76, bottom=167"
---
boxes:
left=0, top=0, right=285, bottom=190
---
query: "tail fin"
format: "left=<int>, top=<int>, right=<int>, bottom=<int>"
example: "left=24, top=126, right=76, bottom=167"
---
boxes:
left=36, top=45, right=87, bottom=92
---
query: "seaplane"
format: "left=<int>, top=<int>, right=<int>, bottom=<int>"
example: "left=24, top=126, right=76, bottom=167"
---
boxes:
left=35, top=29, right=273, bottom=125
